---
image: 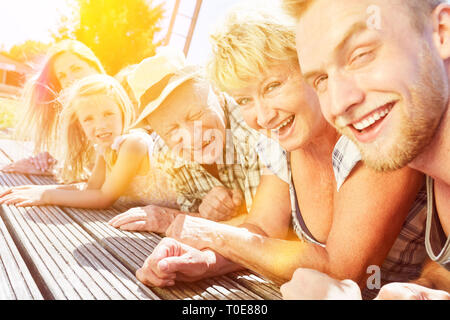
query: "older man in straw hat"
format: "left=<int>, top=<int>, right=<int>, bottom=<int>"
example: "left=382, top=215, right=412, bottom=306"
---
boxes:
left=109, top=48, right=293, bottom=236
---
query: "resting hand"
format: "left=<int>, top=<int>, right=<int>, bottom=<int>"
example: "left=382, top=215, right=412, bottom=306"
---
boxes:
left=1, top=152, right=55, bottom=175
left=375, top=282, right=450, bottom=300
left=0, top=185, right=49, bottom=207
left=136, top=237, right=216, bottom=287
left=166, top=214, right=218, bottom=250
left=280, top=268, right=362, bottom=300
left=199, top=186, right=244, bottom=221
left=108, top=205, right=179, bottom=234
left=30, top=152, right=56, bottom=172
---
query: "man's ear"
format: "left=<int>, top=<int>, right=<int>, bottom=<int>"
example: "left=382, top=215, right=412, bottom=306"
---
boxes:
left=432, top=4, right=450, bottom=59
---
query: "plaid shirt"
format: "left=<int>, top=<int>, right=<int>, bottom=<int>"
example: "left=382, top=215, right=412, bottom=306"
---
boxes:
left=333, top=136, right=428, bottom=299
left=151, top=94, right=288, bottom=213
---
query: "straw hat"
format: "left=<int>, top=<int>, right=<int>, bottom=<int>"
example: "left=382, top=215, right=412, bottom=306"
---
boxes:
left=128, top=47, right=201, bottom=128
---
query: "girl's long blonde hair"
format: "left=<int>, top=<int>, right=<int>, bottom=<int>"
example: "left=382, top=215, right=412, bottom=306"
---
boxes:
left=15, top=40, right=105, bottom=154
left=57, top=74, right=135, bottom=183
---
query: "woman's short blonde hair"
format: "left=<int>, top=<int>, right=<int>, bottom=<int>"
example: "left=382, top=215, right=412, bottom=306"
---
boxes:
left=57, top=74, right=135, bottom=183
left=207, top=4, right=298, bottom=92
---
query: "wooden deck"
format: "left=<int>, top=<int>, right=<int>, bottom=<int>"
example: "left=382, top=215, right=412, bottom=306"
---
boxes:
left=0, top=139, right=282, bottom=300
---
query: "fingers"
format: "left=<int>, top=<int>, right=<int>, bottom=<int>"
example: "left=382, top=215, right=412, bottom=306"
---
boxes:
left=136, top=238, right=183, bottom=287
left=158, top=255, right=198, bottom=276
left=109, top=206, right=172, bottom=233
left=31, top=153, right=49, bottom=172
left=4, top=158, right=44, bottom=175
left=16, top=200, right=36, bottom=207
left=0, top=187, right=13, bottom=198
left=199, top=200, right=230, bottom=220
left=0, top=194, right=24, bottom=206
left=0, top=187, right=40, bottom=206
left=421, top=289, right=450, bottom=300
left=149, top=238, right=183, bottom=269
left=109, top=209, right=146, bottom=228
left=1, top=162, right=28, bottom=173
left=231, top=189, right=244, bottom=207
left=375, top=284, right=417, bottom=300
left=207, top=187, right=235, bottom=209
left=136, top=264, right=175, bottom=287
left=118, top=221, right=147, bottom=232
left=38, top=152, right=55, bottom=172
left=31, top=156, right=42, bottom=172
left=1, top=163, right=14, bottom=172
left=376, top=283, right=450, bottom=300
left=199, top=187, right=238, bottom=220
left=280, top=282, right=294, bottom=300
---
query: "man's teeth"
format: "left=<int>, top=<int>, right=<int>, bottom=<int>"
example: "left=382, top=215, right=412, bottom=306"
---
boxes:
left=353, top=107, right=391, bottom=131
left=272, top=116, right=294, bottom=132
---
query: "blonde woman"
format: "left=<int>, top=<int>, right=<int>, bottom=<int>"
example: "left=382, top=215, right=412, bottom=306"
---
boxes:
left=0, top=74, right=178, bottom=211
left=1, top=40, right=105, bottom=176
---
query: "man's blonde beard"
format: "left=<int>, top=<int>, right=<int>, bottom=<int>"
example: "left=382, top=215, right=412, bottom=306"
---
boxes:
left=342, top=46, right=448, bottom=172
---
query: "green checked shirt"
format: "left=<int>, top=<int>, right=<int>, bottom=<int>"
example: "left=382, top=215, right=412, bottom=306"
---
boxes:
left=150, top=94, right=289, bottom=213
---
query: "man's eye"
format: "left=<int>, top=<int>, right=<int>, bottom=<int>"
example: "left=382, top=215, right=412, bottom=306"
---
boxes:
left=350, top=50, right=374, bottom=67
left=237, top=97, right=251, bottom=106
left=189, top=112, right=203, bottom=120
left=314, top=75, right=328, bottom=92
left=164, top=126, right=177, bottom=137
left=265, top=82, right=281, bottom=93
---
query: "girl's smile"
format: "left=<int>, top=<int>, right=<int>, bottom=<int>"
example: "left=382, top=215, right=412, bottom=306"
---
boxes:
left=75, top=94, right=124, bottom=148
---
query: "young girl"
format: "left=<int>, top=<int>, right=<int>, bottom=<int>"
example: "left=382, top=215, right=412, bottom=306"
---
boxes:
left=0, top=74, right=179, bottom=210
left=1, top=40, right=105, bottom=176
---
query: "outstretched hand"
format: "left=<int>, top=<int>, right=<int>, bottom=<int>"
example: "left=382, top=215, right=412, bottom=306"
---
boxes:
left=375, top=282, right=450, bottom=300
left=108, top=205, right=179, bottom=234
left=280, top=268, right=362, bottom=300
left=136, top=237, right=216, bottom=287
left=0, top=185, right=49, bottom=207
left=1, top=152, right=56, bottom=175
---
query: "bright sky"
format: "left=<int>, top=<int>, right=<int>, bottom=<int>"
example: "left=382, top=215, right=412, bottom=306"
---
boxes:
left=0, top=0, right=275, bottom=65
left=0, top=0, right=74, bottom=50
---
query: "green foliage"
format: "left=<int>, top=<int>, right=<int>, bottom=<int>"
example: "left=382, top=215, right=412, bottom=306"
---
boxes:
left=0, top=97, right=19, bottom=129
left=57, top=0, right=164, bottom=75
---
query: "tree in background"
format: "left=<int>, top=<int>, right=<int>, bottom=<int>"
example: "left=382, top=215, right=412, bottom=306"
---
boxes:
left=4, top=40, right=50, bottom=65
left=55, top=0, right=164, bottom=75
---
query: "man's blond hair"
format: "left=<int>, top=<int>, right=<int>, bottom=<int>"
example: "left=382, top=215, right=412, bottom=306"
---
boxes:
left=282, top=0, right=445, bottom=30
left=207, top=4, right=298, bottom=92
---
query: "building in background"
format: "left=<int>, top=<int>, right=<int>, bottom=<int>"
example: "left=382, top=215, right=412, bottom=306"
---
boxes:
left=154, top=0, right=243, bottom=64
left=0, top=53, right=30, bottom=97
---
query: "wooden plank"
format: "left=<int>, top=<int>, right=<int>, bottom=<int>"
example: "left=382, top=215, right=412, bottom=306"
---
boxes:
left=0, top=139, right=34, bottom=161
left=0, top=215, right=43, bottom=299
left=63, top=206, right=239, bottom=300
left=0, top=172, right=160, bottom=300
left=29, top=175, right=281, bottom=299
left=0, top=148, right=13, bottom=166
left=0, top=140, right=282, bottom=300
left=226, top=272, right=282, bottom=300
left=64, top=205, right=278, bottom=300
